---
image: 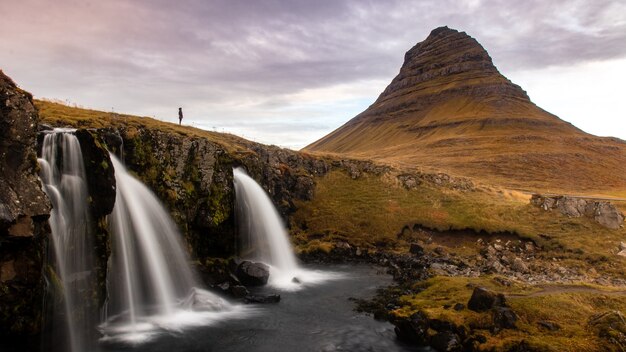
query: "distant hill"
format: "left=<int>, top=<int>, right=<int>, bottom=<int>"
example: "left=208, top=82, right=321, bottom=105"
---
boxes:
left=304, top=26, right=626, bottom=195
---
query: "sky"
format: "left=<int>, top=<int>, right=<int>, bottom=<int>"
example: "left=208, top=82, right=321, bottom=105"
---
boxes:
left=1, top=0, right=625, bottom=149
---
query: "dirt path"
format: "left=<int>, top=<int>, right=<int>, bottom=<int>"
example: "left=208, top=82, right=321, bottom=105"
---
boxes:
left=507, top=285, right=626, bottom=298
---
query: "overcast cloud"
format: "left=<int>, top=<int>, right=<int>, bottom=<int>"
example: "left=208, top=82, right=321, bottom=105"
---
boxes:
left=1, top=0, right=625, bottom=148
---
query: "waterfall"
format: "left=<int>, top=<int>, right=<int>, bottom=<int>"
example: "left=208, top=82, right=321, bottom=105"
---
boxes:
left=101, top=154, right=246, bottom=344
left=233, top=167, right=338, bottom=290
left=40, top=130, right=250, bottom=347
left=38, top=128, right=97, bottom=352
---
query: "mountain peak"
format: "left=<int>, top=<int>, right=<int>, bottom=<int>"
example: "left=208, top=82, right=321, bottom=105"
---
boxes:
left=304, top=27, right=626, bottom=192
left=374, top=26, right=529, bottom=108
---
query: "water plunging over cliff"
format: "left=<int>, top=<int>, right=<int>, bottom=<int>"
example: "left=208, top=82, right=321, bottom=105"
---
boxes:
left=101, top=155, right=247, bottom=344
left=39, top=129, right=97, bottom=352
left=233, top=167, right=340, bottom=290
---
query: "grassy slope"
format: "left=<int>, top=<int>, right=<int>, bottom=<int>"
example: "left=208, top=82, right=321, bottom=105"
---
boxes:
left=304, top=95, right=626, bottom=196
left=35, top=99, right=256, bottom=155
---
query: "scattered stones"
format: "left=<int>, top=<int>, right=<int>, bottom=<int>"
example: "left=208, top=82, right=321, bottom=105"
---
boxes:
left=236, top=261, right=270, bottom=286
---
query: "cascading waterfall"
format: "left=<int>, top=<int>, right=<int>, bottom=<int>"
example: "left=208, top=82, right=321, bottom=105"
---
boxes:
left=101, top=154, right=246, bottom=344
left=233, top=167, right=339, bottom=290
left=40, top=130, right=249, bottom=347
left=38, top=128, right=97, bottom=352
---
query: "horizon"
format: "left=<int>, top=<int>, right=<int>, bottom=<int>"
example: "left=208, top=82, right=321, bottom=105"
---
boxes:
left=1, top=0, right=625, bottom=149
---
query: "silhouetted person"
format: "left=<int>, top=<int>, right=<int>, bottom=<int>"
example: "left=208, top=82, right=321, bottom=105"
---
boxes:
left=178, top=107, right=183, bottom=125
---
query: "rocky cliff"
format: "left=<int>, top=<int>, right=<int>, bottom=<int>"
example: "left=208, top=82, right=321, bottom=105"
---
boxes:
left=0, top=70, right=50, bottom=341
left=305, top=26, right=626, bottom=193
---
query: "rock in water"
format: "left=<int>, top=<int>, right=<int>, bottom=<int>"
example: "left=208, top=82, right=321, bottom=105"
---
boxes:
left=236, top=260, right=270, bottom=286
left=244, top=294, right=281, bottom=304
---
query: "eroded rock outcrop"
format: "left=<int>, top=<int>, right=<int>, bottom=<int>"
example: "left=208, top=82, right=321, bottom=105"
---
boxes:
left=531, top=194, right=625, bottom=229
left=0, top=70, right=51, bottom=338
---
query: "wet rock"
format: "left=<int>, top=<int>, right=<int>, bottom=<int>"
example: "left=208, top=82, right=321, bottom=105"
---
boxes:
left=467, top=287, right=506, bottom=312
left=236, top=260, right=270, bottom=286
left=393, top=311, right=430, bottom=345
left=74, top=129, right=116, bottom=217
left=230, top=285, right=249, bottom=298
left=430, top=330, right=462, bottom=352
left=244, top=293, right=281, bottom=304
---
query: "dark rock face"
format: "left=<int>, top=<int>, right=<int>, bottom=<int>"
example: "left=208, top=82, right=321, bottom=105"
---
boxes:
left=467, top=286, right=506, bottom=312
left=236, top=260, right=270, bottom=286
left=0, top=70, right=51, bottom=338
left=74, top=129, right=116, bottom=217
left=531, top=194, right=625, bottom=229
left=113, top=127, right=236, bottom=259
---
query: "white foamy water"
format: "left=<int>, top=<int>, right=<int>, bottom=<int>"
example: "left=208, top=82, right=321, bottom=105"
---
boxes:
left=233, top=167, right=343, bottom=291
left=100, top=155, right=253, bottom=344
left=39, top=128, right=97, bottom=352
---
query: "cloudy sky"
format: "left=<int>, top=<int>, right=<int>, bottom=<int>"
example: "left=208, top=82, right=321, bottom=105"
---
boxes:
left=1, top=0, right=625, bottom=149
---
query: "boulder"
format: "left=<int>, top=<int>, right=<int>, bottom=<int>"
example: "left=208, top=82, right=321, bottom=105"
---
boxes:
left=393, top=311, right=430, bottom=345
left=467, top=287, right=506, bottom=312
left=588, top=311, right=626, bottom=348
left=492, top=306, right=517, bottom=330
left=236, top=260, right=270, bottom=286
left=531, top=194, right=624, bottom=229
left=430, top=330, right=462, bottom=352
left=593, top=202, right=624, bottom=230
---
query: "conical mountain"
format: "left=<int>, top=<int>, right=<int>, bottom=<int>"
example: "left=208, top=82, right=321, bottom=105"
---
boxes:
left=304, top=26, right=626, bottom=193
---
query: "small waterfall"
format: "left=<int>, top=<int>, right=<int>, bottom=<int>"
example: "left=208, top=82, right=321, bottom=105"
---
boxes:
left=101, top=154, right=244, bottom=343
left=38, top=128, right=97, bottom=352
left=234, top=167, right=338, bottom=290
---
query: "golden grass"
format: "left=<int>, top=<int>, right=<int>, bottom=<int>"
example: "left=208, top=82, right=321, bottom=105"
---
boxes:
left=304, top=90, right=626, bottom=195
left=393, top=276, right=626, bottom=351
left=35, top=99, right=255, bottom=155
left=293, top=170, right=626, bottom=268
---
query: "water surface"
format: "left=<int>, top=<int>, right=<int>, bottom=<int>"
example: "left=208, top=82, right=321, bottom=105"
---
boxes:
left=102, top=264, right=425, bottom=352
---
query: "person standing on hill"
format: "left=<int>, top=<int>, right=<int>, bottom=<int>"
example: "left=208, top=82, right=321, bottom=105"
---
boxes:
left=178, top=107, right=183, bottom=125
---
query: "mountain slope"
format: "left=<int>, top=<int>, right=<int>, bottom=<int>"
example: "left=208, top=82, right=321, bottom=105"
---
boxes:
left=304, top=26, right=626, bottom=194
